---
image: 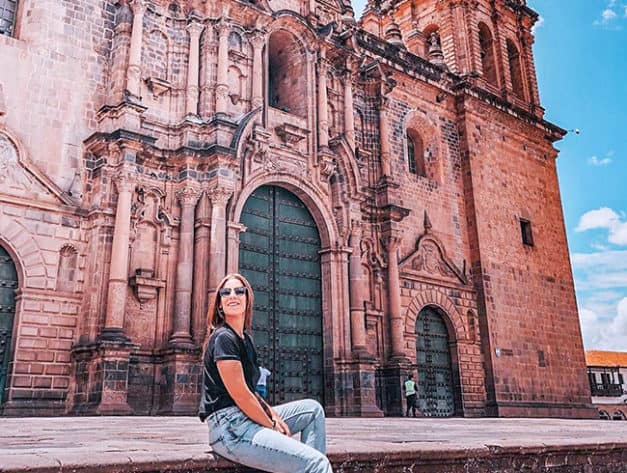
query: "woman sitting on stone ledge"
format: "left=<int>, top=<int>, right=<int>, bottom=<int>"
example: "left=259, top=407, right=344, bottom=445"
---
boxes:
left=199, top=273, right=333, bottom=473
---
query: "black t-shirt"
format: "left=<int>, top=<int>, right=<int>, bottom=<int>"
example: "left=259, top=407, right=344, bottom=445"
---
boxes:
left=198, top=323, right=260, bottom=421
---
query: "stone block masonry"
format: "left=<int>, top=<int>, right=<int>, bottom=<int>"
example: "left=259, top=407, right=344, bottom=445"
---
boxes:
left=0, top=0, right=594, bottom=419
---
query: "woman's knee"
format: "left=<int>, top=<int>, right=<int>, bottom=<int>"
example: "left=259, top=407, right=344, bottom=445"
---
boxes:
left=303, top=399, right=325, bottom=418
left=307, top=452, right=332, bottom=473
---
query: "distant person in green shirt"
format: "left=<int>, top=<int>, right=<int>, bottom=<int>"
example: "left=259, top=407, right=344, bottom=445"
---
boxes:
left=404, top=374, right=418, bottom=417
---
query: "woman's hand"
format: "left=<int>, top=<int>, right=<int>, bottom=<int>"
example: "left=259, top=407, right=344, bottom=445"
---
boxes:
left=218, top=360, right=278, bottom=429
left=272, top=415, right=291, bottom=436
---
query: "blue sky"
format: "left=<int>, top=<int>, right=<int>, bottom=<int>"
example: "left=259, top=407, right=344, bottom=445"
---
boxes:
left=352, top=0, right=627, bottom=351
left=530, top=0, right=627, bottom=351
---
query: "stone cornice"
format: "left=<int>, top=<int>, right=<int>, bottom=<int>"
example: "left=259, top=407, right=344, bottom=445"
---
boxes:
left=453, top=80, right=566, bottom=141
left=355, top=29, right=564, bottom=141
left=0, top=194, right=86, bottom=217
left=355, top=30, right=449, bottom=84
left=84, top=128, right=236, bottom=161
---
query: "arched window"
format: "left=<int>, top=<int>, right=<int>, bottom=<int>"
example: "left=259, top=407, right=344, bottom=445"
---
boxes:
left=0, top=0, right=19, bottom=37
left=228, top=31, right=243, bottom=53
left=478, top=23, right=498, bottom=86
left=423, top=25, right=439, bottom=56
left=507, top=39, right=525, bottom=98
left=407, top=129, right=425, bottom=177
left=268, top=30, right=307, bottom=118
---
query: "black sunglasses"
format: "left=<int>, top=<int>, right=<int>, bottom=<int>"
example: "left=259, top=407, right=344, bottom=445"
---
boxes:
left=218, top=286, right=247, bottom=297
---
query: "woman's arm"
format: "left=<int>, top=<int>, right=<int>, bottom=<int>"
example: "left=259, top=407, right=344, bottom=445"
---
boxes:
left=217, top=360, right=287, bottom=433
left=255, top=392, right=291, bottom=435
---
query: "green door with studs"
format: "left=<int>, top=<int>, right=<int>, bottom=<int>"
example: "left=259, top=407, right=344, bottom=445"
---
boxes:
left=239, top=186, right=324, bottom=406
left=416, top=307, right=456, bottom=417
left=0, top=246, right=18, bottom=404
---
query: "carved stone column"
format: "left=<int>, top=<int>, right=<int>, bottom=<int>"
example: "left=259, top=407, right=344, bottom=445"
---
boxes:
left=317, top=48, right=330, bottom=149
left=343, top=61, right=356, bottom=152
left=449, top=0, right=471, bottom=74
left=126, top=0, right=146, bottom=99
left=379, top=97, right=391, bottom=177
left=250, top=30, right=266, bottom=110
left=490, top=10, right=508, bottom=96
left=384, top=233, right=405, bottom=359
left=215, top=20, right=230, bottom=115
left=185, top=21, right=204, bottom=116
left=101, top=170, right=135, bottom=342
left=207, top=188, right=232, bottom=296
left=349, top=221, right=368, bottom=355
left=108, top=2, right=132, bottom=104
left=192, top=194, right=210, bottom=344
left=226, top=221, right=246, bottom=274
left=377, top=232, right=411, bottom=417
left=518, top=32, right=533, bottom=104
left=170, top=187, right=200, bottom=349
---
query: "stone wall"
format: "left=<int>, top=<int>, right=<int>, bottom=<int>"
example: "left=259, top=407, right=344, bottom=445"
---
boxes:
left=0, top=0, right=594, bottom=418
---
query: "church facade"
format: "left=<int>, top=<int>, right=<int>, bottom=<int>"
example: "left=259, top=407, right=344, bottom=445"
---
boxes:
left=0, top=0, right=595, bottom=418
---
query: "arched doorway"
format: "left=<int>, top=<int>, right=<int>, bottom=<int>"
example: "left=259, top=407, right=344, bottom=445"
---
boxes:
left=238, top=185, right=323, bottom=405
left=415, top=306, right=456, bottom=416
left=0, top=245, right=18, bottom=404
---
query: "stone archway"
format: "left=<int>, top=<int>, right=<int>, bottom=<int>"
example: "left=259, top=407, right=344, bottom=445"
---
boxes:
left=0, top=244, right=18, bottom=404
left=238, top=185, right=324, bottom=406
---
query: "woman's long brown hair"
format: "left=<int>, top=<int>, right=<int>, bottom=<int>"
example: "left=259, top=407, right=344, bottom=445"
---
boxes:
left=203, top=273, right=255, bottom=350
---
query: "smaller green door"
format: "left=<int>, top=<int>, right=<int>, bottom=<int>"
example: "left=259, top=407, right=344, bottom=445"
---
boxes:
left=416, top=307, right=456, bottom=417
left=0, top=246, right=18, bottom=403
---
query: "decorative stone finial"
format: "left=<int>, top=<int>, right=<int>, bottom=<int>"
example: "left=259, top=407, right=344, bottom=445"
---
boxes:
left=427, top=32, right=447, bottom=69
left=384, top=20, right=405, bottom=49
left=424, top=209, right=432, bottom=233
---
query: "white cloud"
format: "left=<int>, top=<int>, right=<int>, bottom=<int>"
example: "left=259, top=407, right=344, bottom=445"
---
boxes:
left=575, top=207, right=620, bottom=232
left=594, top=1, right=627, bottom=28
left=579, top=307, right=604, bottom=348
left=588, top=151, right=614, bottom=166
left=603, top=8, right=618, bottom=21
left=575, top=207, right=627, bottom=246
left=590, top=241, right=610, bottom=251
left=572, top=247, right=627, bottom=349
left=532, top=16, right=545, bottom=34
left=579, top=298, right=627, bottom=350
left=588, top=156, right=613, bottom=166
left=572, top=250, right=627, bottom=270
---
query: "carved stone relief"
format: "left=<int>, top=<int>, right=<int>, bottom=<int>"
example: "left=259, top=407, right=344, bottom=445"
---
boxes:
left=401, top=235, right=467, bottom=285
left=0, top=135, right=35, bottom=190
left=0, top=133, right=62, bottom=203
left=410, top=240, right=456, bottom=278
left=129, top=187, right=170, bottom=305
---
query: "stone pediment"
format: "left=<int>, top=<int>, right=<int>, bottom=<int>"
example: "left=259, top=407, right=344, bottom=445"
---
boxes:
left=399, top=234, right=467, bottom=285
left=0, top=131, right=73, bottom=206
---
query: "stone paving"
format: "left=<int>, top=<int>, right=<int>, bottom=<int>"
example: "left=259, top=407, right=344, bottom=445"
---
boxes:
left=1, top=417, right=627, bottom=472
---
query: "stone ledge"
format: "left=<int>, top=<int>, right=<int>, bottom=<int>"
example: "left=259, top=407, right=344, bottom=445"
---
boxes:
left=3, top=442, right=627, bottom=473
left=1, top=417, right=627, bottom=473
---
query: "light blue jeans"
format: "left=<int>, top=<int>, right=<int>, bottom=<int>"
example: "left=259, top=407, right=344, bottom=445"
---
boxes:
left=207, top=399, right=333, bottom=473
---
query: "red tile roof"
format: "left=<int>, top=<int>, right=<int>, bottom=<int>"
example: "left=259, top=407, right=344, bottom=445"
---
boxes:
left=585, top=350, right=627, bottom=367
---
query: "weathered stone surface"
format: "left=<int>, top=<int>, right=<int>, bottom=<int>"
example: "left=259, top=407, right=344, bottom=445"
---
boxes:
left=0, top=0, right=592, bottom=419
left=1, top=417, right=627, bottom=473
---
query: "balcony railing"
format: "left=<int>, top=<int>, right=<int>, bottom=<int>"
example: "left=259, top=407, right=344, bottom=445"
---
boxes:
left=591, top=383, right=624, bottom=397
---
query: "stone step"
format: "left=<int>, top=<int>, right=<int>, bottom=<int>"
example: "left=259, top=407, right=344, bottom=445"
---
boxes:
left=2, top=416, right=627, bottom=472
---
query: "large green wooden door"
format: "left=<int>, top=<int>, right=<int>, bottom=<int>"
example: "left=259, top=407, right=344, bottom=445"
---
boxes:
left=239, top=186, right=323, bottom=405
left=416, top=307, right=456, bottom=416
left=0, top=246, right=18, bottom=404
